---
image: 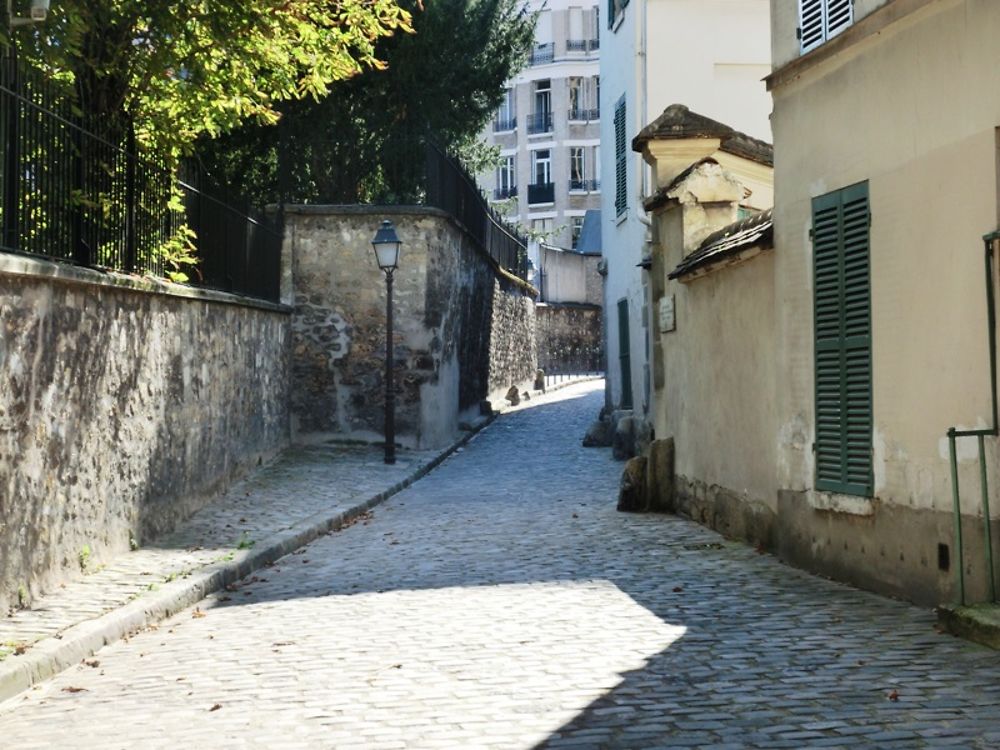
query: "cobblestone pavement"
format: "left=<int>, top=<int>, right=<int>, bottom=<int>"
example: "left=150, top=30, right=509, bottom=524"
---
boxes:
left=2, top=380, right=1000, bottom=749
left=0, top=440, right=443, bottom=652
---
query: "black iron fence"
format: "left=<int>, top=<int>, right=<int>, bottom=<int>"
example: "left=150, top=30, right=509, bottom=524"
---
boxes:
left=492, top=116, right=516, bottom=132
left=527, top=182, right=555, bottom=205
left=537, top=340, right=603, bottom=389
left=0, top=59, right=281, bottom=302
left=529, top=43, right=554, bottom=65
left=526, top=111, right=553, bottom=135
left=424, top=142, right=528, bottom=279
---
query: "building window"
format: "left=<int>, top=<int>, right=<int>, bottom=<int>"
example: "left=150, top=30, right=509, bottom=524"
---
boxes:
left=569, top=147, right=585, bottom=190
left=571, top=216, right=585, bottom=249
left=799, top=0, right=853, bottom=54
left=592, top=145, right=601, bottom=191
left=568, top=78, right=584, bottom=120
left=529, top=80, right=553, bottom=134
left=614, top=96, right=627, bottom=217
left=531, top=10, right=554, bottom=65
left=812, top=181, right=872, bottom=497
left=531, top=217, right=555, bottom=240
left=533, top=149, right=551, bottom=184
left=608, top=0, right=629, bottom=29
left=495, top=156, right=516, bottom=199
left=494, top=89, right=515, bottom=132
left=528, top=150, right=554, bottom=204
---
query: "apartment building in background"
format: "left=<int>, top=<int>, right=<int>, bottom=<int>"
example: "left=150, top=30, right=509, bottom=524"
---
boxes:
left=478, top=0, right=602, bottom=288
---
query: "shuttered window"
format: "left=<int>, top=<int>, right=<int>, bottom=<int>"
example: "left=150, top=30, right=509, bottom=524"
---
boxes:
left=799, top=0, right=854, bottom=54
left=614, top=96, right=626, bottom=217
left=813, top=182, right=872, bottom=497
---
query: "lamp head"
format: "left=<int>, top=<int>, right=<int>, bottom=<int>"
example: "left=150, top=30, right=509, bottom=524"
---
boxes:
left=371, top=219, right=401, bottom=272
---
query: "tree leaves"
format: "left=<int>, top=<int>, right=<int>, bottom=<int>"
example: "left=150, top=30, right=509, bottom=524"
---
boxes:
left=10, top=0, right=414, bottom=163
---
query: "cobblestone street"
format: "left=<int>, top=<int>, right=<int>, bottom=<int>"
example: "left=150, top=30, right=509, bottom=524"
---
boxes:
left=1, top=380, right=999, bottom=748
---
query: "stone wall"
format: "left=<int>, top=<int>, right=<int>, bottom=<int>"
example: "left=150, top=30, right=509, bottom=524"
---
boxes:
left=285, top=206, right=536, bottom=449
left=536, top=303, right=603, bottom=374
left=0, top=255, right=290, bottom=614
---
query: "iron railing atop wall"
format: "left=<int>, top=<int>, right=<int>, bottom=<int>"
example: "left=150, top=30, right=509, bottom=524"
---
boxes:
left=0, top=59, right=282, bottom=302
left=424, top=142, right=529, bottom=279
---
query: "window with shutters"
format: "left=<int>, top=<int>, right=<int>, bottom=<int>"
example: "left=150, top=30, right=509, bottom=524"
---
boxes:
left=812, top=181, right=872, bottom=497
left=614, top=96, right=626, bottom=217
left=799, top=0, right=853, bottom=54
left=608, top=0, right=628, bottom=30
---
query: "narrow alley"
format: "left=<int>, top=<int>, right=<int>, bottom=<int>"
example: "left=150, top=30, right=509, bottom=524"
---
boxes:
left=1, top=381, right=998, bottom=749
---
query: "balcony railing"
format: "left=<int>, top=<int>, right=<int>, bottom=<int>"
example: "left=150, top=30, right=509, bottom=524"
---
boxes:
left=493, top=116, right=516, bottom=133
left=526, top=111, right=553, bottom=135
left=569, top=179, right=600, bottom=193
left=530, top=43, right=554, bottom=65
left=566, top=39, right=600, bottom=53
left=493, top=185, right=517, bottom=200
left=568, top=107, right=600, bottom=122
left=527, top=182, right=555, bottom=205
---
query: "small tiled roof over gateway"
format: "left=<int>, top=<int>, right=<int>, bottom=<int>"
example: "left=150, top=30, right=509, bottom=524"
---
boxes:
left=669, top=208, right=774, bottom=280
left=632, top=104, right=774, bottom=167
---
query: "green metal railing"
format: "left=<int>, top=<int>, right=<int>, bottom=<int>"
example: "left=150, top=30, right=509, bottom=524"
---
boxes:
left=946, top=231, right=1000, bottom=605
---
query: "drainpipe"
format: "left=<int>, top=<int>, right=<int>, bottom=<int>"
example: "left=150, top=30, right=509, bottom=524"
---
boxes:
left=946, top=231, right=1000, bottom=606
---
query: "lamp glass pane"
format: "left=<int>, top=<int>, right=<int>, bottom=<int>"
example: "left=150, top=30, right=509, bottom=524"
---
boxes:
left=374, top=242, right=400, bottom=270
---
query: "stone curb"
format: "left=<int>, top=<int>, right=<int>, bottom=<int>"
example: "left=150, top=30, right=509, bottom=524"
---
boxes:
left=0, top=413, right=496, bottom=704
left=937, top=603, right=1000, bottom=650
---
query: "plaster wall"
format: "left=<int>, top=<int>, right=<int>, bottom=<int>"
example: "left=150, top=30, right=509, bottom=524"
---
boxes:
left=0, top=257, right=290, bottom=613
left=600, top=0, right=772, bottom=416
left=540, top=247, right=601, bottom=304
left=285, top=206, right=536, bottom=449
left=646, top=161, right=777, bottom=533
left=771, top=0, right=1000, bottom=603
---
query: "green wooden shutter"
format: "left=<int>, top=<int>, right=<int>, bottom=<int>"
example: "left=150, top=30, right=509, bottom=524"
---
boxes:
left=614, top=97, right=626, bottom=217
left=813, top=182, right=872, bottom=496
left=617, top=298, right=633, bottom=409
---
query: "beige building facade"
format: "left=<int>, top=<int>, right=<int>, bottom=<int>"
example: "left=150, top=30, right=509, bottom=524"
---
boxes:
left=767, top=0, right=1000, bottom=606
left=633, top=0, right=1000, bottom=608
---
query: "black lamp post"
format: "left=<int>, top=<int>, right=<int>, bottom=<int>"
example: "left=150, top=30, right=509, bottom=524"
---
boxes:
left=371, top=220, right=402, bottom=464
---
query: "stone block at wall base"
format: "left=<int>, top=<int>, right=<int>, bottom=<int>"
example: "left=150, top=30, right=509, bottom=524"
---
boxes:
left=617, top=456, right=648, bottom=512
left=645, top=438, right=675, bottom=512
left=675, top=475, right=776, bottom=551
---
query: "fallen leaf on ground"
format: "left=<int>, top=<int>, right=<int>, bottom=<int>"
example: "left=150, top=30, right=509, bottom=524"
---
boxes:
left=887, top=690, right=899, bottom=702
left=672, top=586, right=684, bottom=593
left=209, top=703, right=222, bottom=712
left=84, top=659, right=100, bottom=668
left=192, top=609, right=206, bottom=619
left=62, top=686, right=87, bottom=693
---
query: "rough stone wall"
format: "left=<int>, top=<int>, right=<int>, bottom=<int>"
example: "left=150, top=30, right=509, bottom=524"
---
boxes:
left=583, top=255, right=603, bottom=306
left=0, top=258, right=290, bottom=614
left=488, top=278, right=538, bottom=398
left=536, top=303, right=603, bottom=374
left=286, top=206, right=536, bottom=449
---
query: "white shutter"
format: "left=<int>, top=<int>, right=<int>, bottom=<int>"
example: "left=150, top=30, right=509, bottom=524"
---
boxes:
left=569, top=7, right=583, bottom=40
left=799, top=0, right=825, bottom=53
left=536, top=10, right=553, bottom=45
left=826, top=0, right=853, bottom=40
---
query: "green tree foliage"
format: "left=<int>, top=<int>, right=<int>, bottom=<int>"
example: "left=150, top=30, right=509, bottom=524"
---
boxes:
left=8, top=0, right=413, bottom=158
left=195, top=0, right=535, bottom=205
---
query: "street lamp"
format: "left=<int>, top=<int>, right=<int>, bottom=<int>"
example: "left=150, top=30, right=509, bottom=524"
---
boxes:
left=371, top=219, right=402, bottom=464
